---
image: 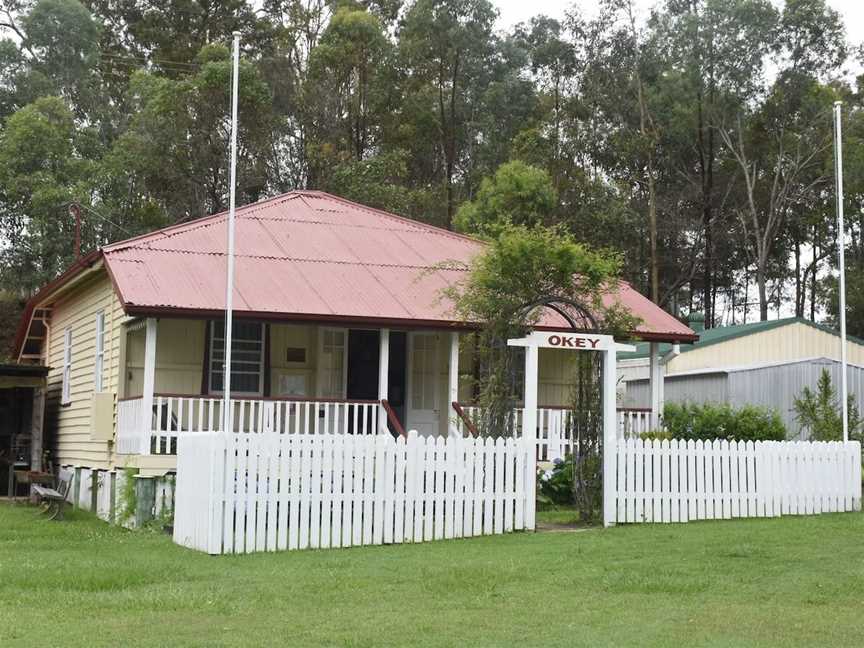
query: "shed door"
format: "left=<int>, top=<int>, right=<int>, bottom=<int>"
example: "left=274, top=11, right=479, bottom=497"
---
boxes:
left=407, top=332, right=439, bottom=437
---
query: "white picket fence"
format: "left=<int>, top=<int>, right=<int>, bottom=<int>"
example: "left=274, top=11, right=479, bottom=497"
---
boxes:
left=173, top=431, right=534, bottom=554
left=613, top=439, right=862, bottom=523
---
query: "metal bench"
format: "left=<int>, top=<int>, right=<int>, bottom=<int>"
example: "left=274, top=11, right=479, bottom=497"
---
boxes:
left=33, top=475, right=72, bottom=521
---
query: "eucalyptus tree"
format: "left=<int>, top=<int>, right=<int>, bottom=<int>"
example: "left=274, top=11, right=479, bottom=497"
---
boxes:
left=650, top=0, right=777, bottom=327
left=720, top=77, right=836, bottom=321
left=107, top=43, right=275, bottom=223
left=303, top=6, right=394, bottom=185
left=513, top=15, right=579, bottom=191
left=397, top=0, right=498, bottom=226
left=720, top=0, right=846, bottom=321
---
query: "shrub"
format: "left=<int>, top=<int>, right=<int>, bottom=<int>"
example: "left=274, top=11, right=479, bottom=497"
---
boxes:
left=538, top=456, right=574, bottom=506
left=662, top=402, right=786, bottom=442
left=638, top=429, right=672, bottom=441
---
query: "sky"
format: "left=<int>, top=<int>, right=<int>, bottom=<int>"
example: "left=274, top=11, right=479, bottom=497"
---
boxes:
left=494, top=0, right=864, bottom=45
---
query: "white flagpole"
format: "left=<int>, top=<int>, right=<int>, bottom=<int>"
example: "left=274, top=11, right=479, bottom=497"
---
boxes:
left=833, top=100, right=849, bottom=442
left=223, top=31, right=241, bottom=434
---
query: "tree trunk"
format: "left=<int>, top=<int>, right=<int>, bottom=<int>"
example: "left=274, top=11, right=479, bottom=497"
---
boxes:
left=703, top=212, right=713, bottom=325
left=648, top=168, right=659, bottom=303
left=757, top=266, right=769, bottom=321
left=794, top=238, right=803, bottom=317
left=810, top=228, right=818, bottom=321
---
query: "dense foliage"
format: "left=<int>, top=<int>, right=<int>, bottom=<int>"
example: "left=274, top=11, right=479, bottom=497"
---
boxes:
left=0, top=0, right=860, bottom=355
left=659, top=402, right=787, bottom=442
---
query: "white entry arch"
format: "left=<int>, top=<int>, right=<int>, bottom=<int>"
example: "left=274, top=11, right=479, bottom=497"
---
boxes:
left=508, top=330, right=635, bottom=528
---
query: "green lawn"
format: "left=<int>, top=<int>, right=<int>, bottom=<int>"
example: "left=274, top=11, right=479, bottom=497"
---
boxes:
left=1, top=505, right=863, bottom=647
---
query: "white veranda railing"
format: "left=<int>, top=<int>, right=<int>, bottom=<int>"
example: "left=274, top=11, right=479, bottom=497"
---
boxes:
left=117, top=395, right=386, bottom=455
left=452, top=404, right=653, bottom=461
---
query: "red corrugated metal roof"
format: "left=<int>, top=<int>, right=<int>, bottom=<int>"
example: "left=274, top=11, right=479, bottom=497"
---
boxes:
left=97, top=190, right=694, bottom=341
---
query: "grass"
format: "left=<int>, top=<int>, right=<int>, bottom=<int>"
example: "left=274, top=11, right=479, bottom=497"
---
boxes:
left=1, top=505, right=863, bottom=647
left=536, top=505, right=581, bottom=525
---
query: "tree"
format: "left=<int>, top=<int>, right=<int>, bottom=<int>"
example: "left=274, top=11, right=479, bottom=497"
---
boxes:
left=580, top=0, right=664, bottom=303
left=323, top=149, right=437, bottom=219
left=453, top=161, right=557, bottom=237
left=652, top=0, right=777, bottom=326
left=793, top=368, right=862, bottom=441
left=84, top=0, right=267, bottom=69
left=398, top=0, right=498, bottom=226
left=107, top=44, right=275, bottom=222
left=304, top=6, right=393, bottom=184
left=0, top=96, right=97, bottom=292
left=720, top=77, right=834, bottom=321
left=513, top=15, right=578, bottom=192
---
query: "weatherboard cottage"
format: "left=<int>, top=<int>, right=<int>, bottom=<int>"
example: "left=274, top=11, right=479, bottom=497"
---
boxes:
left=14, top=191, right=695, bottom=521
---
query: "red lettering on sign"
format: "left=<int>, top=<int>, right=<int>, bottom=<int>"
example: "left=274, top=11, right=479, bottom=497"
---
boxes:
left=546, top=334, right=602, bottom=349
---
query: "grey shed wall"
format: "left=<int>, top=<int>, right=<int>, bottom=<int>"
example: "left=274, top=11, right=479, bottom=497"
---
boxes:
left=624, top=357, right=864, bottom=439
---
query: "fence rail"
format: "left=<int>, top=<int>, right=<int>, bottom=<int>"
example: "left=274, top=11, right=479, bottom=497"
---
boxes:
left=613, top=439, right=862, bottom=523
left=173, top=431, right=533, bottom=554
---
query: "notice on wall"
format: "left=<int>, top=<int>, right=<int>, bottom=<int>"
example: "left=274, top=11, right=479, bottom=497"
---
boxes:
left=279, top=373, right=307, bottom=396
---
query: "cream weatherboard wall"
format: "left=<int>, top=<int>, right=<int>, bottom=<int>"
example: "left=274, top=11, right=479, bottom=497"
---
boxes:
left=44, top=269, right=125, bottom=469
left=125, top=319, right=207, bottom=397
left=667, top=322, right=864, bottom=374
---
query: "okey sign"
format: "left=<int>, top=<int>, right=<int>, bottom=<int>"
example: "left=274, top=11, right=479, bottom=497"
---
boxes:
left=507, top=330, right=616, bottom=352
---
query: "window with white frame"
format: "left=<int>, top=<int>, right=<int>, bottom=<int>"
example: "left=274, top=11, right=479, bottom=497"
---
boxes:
left=62, top=327, right=72, bottom=404
left=317, top=328, right=346, bottom=398
left=209, top=320, right=264, bottom=395
left=94, top=311, right=105, bottom=392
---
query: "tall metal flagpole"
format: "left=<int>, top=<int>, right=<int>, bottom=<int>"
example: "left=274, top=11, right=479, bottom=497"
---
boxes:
left=833, top=100, right=849, bottom=442
left=223, top=32, right=241, bottom=434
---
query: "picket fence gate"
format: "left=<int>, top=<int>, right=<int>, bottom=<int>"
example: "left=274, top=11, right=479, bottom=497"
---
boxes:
left=173, top=431, right=533, bottom=554
left=613, top=439, right=862, bottom=523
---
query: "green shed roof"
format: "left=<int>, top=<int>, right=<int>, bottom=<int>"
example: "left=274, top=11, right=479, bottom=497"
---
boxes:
left=619, top=317, right=863, bottom=360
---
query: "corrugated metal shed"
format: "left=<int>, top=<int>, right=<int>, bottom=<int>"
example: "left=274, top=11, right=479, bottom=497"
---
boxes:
left=625, top=357, right=864, bottom=439
left=98, top=190, right=695, bottom=340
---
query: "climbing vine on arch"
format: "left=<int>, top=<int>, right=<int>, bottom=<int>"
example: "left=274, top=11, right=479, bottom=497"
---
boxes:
left=447, top=224, right=638, bottom=523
